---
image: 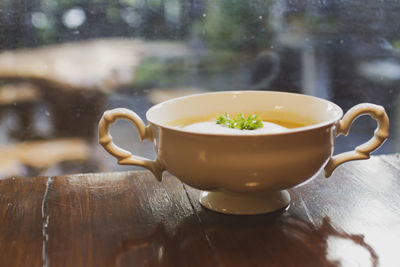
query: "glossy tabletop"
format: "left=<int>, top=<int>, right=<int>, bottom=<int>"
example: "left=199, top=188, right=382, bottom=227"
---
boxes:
left=1, top=154, right=399, bottom=267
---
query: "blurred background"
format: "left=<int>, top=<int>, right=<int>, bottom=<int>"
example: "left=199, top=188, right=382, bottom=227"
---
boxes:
left=0, top=0, right=398, bottom=178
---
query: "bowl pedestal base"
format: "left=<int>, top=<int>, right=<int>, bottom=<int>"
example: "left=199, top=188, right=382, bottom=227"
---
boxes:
left=199, top=190, right=290, bottom=215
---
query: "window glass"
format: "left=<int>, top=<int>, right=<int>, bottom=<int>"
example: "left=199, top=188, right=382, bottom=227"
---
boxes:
left=0, top=0, right=397, bottom=178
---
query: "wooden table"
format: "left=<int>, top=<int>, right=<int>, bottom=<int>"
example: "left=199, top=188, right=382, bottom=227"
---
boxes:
left=1, top=154, right=399, bottom=267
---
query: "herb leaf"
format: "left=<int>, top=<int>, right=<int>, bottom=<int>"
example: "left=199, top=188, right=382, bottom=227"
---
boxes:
left=216, top=113, right=263, bottom=130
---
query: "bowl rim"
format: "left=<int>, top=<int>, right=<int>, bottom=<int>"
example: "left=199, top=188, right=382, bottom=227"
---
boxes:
left=146, top=90, right=344, bottom=136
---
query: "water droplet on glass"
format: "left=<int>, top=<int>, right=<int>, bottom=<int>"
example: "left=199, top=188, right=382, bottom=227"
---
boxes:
left=259, top=15, right=262, bottom=20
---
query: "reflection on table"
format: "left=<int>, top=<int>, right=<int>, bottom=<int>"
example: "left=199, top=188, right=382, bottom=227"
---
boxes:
left=0, top=154, right=398, bottom=266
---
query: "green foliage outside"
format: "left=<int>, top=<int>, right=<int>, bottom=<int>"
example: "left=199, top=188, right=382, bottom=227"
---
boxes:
left=198, top=0, right=274, bottom=52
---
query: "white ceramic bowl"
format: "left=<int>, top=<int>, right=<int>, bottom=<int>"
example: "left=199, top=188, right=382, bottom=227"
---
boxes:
left=99, top=91, right=389, bottom=215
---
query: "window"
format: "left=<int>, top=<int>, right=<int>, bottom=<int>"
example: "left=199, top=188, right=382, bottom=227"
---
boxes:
left=0, top=0, right=397, bottom=178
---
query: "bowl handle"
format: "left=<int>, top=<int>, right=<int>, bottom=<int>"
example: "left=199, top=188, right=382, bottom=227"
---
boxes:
left=98, top=108, right=164, bottom=181
left=324, top=103, right=389, bottom=177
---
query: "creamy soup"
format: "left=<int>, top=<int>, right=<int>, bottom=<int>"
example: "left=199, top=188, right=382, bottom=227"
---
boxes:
left=167, top=112, right=310, bottom=134
left=182, top=121, right=288, bottom=134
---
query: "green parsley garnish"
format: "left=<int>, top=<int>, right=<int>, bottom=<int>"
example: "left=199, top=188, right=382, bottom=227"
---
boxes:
left=216, top=113, right=263, bottom=130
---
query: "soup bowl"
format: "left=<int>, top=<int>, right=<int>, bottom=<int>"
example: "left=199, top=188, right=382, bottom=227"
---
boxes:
left=98, top=91, right=389, bottom=215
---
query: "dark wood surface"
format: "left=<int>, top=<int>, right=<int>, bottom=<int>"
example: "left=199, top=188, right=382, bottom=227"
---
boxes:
left=1, top=154, right=399, bottom=267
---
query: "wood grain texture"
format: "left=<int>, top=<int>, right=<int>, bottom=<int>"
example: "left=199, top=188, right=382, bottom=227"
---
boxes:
left=291, top=154, right=400, bottom=267
left=0, top=154, right=399, bottom=267
left=44, top=171, right=217, bottom=267
left=0, top=176, right=48, bottom=267
left=184, top=154, right=400, bottom=267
